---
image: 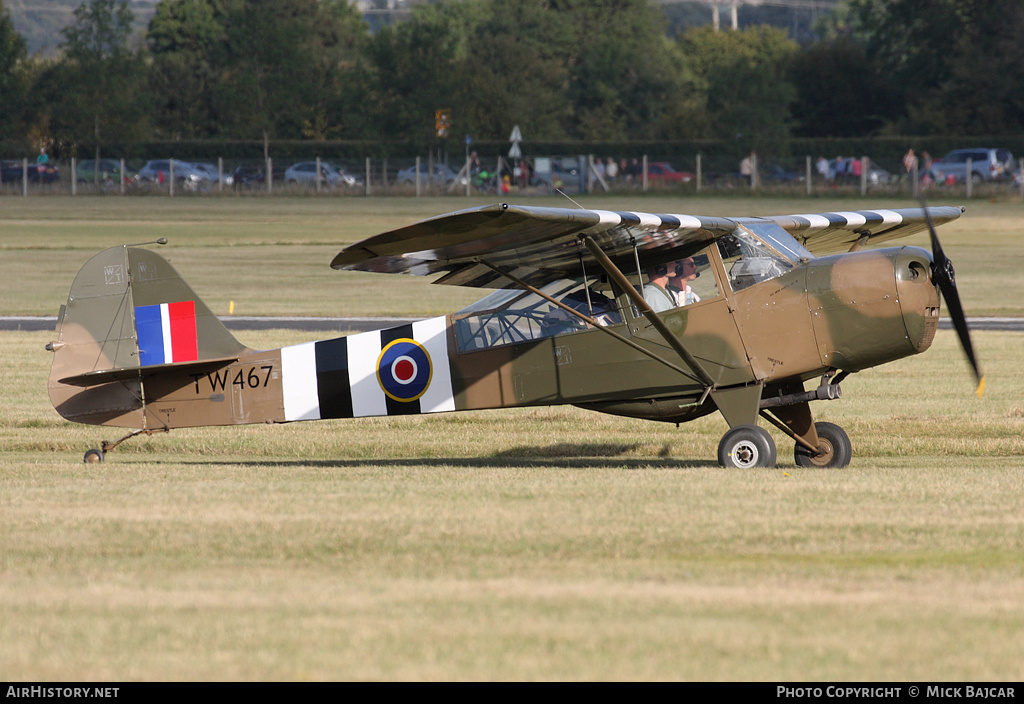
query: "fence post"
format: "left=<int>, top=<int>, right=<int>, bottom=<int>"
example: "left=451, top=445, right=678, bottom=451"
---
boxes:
left=696, top=154, right=701, bottom=192
left=21, top=157, right=27, bottom=196
left=805, top=156, right=811, bottom=196
left=169, top=161, right=175, bottom=197
left=860, top=155, right=868, bottom=197
left=415, top=155, right=421, bottom=197
left=316, top=156, right=322, bottom=193
left=383, top=157, right=388, bottom=193
left=1019, top=157, right=1023, bottom=199
left=120, top=158, right=126, bottom=195
left=71, top=157, right=77, bottom=196
left=365, top=157, right=371, bottom=196
left=266, top=157, right=272, bottom=194
left=966, top=157, right=972, bottom=199
left=218, top=157, right=224, bottom=192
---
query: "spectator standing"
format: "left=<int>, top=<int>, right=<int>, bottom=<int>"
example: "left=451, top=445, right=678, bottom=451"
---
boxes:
left=739, top=151, right=754, bottom=186
left=606, top=157, right=618, bottom=184
left=627, top=158, right=641, bottom=185
left=903, top=148, right=917, bottom=175
left=816, top=155, right=829, bottom=181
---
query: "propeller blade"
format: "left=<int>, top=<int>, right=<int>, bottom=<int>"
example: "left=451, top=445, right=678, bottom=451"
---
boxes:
left=920, top=197, right=984, bottom=395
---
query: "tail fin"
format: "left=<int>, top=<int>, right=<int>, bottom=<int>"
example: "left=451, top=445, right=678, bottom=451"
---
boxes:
left=48, top=245, right=247, bottom=427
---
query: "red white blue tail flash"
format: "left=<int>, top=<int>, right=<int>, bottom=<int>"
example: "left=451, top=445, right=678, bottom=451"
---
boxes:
left=135, top=301, right=199, bottom=366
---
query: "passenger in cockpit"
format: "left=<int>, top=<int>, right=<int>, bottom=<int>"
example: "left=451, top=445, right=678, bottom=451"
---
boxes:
left=643, top=264, right=675, bottom=312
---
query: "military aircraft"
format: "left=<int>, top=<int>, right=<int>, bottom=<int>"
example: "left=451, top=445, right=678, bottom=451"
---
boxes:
left=46, top=202, right=982, bottom=467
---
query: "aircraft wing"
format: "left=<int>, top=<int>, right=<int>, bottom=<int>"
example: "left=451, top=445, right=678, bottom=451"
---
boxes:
left=332, top=203, right=965, bottom=288
left=755, top=206, right=964, bottom=255
left=331, top=203, right=738, bottom=288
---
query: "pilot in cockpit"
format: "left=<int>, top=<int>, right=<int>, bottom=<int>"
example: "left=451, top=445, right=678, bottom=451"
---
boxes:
left=642, top=264, right=675, bottom=312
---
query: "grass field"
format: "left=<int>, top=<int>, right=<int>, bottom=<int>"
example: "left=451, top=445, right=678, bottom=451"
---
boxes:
left=2, top=195, right=1023, bottom=681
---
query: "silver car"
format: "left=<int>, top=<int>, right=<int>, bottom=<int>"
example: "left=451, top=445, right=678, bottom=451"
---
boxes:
left=396, top=163, right=467, bottom=186
left=136, top=159, right=210, bottom=190
left=285, top=161, right=361, bottom=187
left=194, top=162, right=234, bottom=187
left=929, top=148, right=1014, bottom=184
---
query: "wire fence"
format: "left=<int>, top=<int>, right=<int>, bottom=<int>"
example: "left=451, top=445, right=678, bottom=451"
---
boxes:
left=2, top=153, right=1023, bottom=200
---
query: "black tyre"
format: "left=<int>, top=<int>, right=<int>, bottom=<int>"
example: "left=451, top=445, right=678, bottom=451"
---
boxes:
left=718, top=424, right=776, bottom=468
left=794, top=421, right=852, bottom=468
left=83, top=448, right=104, bottom=464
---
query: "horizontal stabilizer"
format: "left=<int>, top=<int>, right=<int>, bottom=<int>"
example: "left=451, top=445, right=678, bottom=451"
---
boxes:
left=58, top=355, right=240, bottom=387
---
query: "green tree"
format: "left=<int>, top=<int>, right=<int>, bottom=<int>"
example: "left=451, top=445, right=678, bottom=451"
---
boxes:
left=50, top=0, right=150, bottom=157
left=146, top=0, right=229, bottom=139
left=558, top=0, right=683, bottom=141
left=456, top=0, right=572, bottom=142
left=789, top=37, right=898, bottom=137
left=676, top=25, right=799, bottom=152
left=0, top=0, right=28, bottom=143
left=366, top=1, right=481, bottom=148
left=212, top=0, right=323, bottom=157
left=850, top=0, right=1024, bottom=134
left=300, top=0, right=373, bottom=140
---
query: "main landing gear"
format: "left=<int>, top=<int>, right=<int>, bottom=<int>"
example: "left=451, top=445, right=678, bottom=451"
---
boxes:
left=715, top=373, right=852, bottom=469
left=716, top=420, right=852, bottom=469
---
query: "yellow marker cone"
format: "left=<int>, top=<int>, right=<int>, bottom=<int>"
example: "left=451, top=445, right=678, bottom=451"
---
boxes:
left=976, top=376, right=986, bottom=398
left=229, top=300, right=235, bottom=315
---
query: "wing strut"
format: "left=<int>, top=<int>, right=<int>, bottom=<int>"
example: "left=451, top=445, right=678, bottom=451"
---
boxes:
left=478, top=261, right=707, bottom=385
left=581, top=236, right=717, bottom=389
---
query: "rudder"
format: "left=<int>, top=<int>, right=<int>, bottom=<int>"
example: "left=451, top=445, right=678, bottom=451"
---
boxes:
left=48, top=245, right=247, bottom=427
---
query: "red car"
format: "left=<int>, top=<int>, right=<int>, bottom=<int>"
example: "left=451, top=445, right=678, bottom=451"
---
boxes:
left=646, top=161, right=693, bottom=183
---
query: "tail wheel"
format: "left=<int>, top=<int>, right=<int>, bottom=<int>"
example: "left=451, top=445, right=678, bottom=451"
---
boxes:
left=794, top=421, right=852, bottom=468
left=718, top=424, right=776, bottom=468
left=83, top=448, right=105, bottom=464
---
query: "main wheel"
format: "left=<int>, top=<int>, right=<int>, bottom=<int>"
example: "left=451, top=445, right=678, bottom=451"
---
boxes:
left=794, top=421, right=852, bottom=468
left=718, top=424, right=776, bottom=468
left=83, top=448, right=105, bottom=463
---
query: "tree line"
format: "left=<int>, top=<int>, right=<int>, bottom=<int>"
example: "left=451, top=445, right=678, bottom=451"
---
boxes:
left=1, top=0, right=1022, bottom=162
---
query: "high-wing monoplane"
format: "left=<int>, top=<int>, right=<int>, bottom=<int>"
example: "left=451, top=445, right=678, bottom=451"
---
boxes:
left=47, top=202, right=982, bottom=467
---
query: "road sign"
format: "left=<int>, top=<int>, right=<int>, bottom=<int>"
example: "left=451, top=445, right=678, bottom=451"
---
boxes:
left=436, top=109, right=451, bottom=138
left=509, top=124, right=522, bottom=159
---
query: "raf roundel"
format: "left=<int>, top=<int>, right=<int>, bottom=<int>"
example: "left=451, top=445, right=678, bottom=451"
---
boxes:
left=376, top=338, right=433, bottom=402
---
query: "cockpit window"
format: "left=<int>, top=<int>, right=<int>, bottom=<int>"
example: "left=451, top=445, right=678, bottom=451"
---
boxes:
left=717, top=225, right=800, bottom=293
left=454, top=278, right=622, bottom=352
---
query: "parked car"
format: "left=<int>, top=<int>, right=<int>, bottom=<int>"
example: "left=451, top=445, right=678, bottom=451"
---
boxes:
left=136, top=159, right=210, bottom=189
left=1, top=159, right=60, bottom=184
left=533, top=156, right=582, bottom=189
left=284, top=161, right=361, bottom=188
left=75, top=158, right=135, bottom=185
left=827, top=158, right=892, bottom=185
left=646, top=161, right=693, bottom=183
left=396, top=163, right=467, bottom=186
left=760, top=161, right=805, bottom=184
left=193, top=162, right=233, bottom=187
left=929, top=148, right=1014, bottom=184
left=231, top=164, right=266, bottom=190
